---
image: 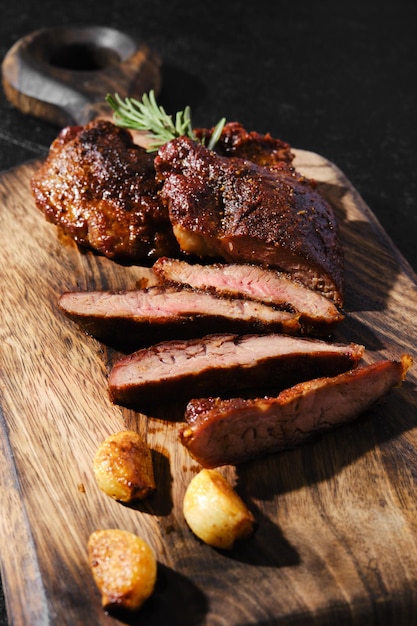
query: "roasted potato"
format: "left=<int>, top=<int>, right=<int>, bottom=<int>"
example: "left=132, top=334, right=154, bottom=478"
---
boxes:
left=93, top=430, right=155, bottom=503
left=183, top=469, right=255, bottom=550
left=88, top=529, right=157, bottom=612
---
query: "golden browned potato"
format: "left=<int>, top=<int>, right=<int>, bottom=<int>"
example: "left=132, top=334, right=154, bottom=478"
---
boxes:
left=88, top=529, right=157, bottom=612
left=93, top=430, right=155, bottom=503
left=183, top=469, right=255, bottom=550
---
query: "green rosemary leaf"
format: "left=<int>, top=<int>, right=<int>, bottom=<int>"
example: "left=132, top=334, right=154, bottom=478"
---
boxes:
left=105, top=90, right=225, bottom=152
left=208, top=117, right=227, bottom=150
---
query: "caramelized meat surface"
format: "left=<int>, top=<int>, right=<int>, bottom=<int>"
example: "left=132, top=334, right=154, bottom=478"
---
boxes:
left=181, top=355, right=412, bottom=467
left=31, top=120, right=179, bottom=261
left=154, top=137, right=344, bottom=305
left=196, top=121, right=294, bottom=168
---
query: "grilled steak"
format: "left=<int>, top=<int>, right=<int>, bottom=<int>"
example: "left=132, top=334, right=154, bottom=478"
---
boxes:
left=154, top=137, right=344, bottom=305
left=152, top=257, right=344, bottom=335
left=32, top=118, right=344, bottom=307
left=195, top=121, right=295, bottom=168
left=108, top=333, right=364, bottom=411
left=59, top=286, right=303, bottom=346
left=31, top=120, right=179, bottom=261
left=180, top=355, right=412, bottom=467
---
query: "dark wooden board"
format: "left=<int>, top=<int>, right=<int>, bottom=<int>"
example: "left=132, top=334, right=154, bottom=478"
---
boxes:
left=1, top=150, right=417, bottom=626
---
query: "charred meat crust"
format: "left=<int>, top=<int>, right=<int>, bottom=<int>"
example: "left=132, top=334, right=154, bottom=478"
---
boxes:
left=154, top=137, right=344, bottom=306
left=31, top=120, right=179, bottom=261
left=31, top=119, right=344, bottom=308
left=195, top=121, right=295, bottom=168
left=180, top=355, right=412, bottom=467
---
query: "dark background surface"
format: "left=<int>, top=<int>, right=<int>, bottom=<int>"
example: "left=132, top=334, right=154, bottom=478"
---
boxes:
left=0, top=0, right=416, bottom=623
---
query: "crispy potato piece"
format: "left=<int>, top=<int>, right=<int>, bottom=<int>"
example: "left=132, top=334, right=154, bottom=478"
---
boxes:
left=93, top=431, right=155, bottom=502
left=183, top=469, right=255, bottom=549
left=88, top=529, right=157, bottom=612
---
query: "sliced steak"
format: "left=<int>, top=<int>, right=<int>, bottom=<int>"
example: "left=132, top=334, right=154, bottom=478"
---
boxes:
left=152, top=257, right=344, bottom=335
left=154, top=137, right=344, bottom=306
left=108, top=333, right=364, bottom=411
left=180, top=355, right=412, bottom=467
left=58, top=286, right=303, bottom=346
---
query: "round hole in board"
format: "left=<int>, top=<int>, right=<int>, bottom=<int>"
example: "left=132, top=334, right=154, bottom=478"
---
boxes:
left=48, top=43, right=121, bottom=71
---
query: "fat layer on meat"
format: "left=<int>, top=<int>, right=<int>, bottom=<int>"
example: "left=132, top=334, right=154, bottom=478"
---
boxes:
left=180, top=355, right=412, bottom=467
left=108, top=333, right=364, bottom=411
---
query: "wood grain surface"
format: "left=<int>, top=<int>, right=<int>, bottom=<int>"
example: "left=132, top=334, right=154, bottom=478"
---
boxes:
left=1, top=26, right=161, bottom=126
left=1, top=150, right=417, bottom=626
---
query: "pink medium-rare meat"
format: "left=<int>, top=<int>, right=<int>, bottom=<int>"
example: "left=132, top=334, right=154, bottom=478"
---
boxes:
left=108, top=333, right=364, bottom=411
left=180, top=354, right=413, bottom=467
left=152, top=257, right=344, bottom=335
left=154, top=137, right=344, bottom=306
left=58, top=286, right=302, bottom=344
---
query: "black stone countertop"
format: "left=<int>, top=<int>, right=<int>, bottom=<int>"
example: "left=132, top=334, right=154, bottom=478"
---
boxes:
left=0, top=0, right=416, bottom=623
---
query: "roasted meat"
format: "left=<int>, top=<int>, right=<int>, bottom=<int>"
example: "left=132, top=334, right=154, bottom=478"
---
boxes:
left=31, top=118, right=344, bottom=306
left=154, top=137, right=344, bottom=305
left=195, top=121, right=295, bottom=168
left=152, top=257, right=344, bottom=335
left=31, top=120, right=179, bottom=261
left=58, top=285, right=303, bottom=345
left=180, top=355, right=412, bottom=467
left=108, top=333, right=364, bottom=411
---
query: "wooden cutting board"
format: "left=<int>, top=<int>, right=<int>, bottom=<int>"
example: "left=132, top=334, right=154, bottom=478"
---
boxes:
left=1, top=148, right=417, bottom=626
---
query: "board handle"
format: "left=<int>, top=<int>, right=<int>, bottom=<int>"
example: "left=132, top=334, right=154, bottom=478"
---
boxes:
left=1, top=26, right=161, bottom=127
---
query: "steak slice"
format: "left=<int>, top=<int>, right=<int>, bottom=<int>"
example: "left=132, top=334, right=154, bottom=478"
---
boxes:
left=154, top=137, right=344, bottom=306
left=31, top=120, right=179, bottom=261
left=58, top=286, right=303, bottom=346
left=152, top=257, right=344, bottom=335
left=180, top=355, right=412, bottom=467
left=108, top=333, right=364, bottom=411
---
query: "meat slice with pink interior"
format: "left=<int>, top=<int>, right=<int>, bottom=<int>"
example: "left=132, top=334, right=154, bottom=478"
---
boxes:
left=180, top=355, right=412, bottom=467
left=108, top=333, right=364, bottom=411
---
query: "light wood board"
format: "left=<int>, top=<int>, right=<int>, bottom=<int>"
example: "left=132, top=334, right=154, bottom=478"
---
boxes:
left=1, top=150, right=417, bottom=625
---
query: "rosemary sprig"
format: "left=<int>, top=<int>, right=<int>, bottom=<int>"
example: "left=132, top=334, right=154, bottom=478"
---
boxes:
left=106, top=90, right=226, bottom=152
